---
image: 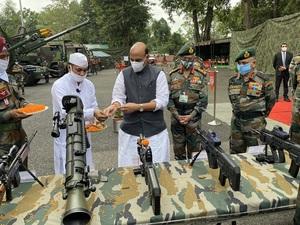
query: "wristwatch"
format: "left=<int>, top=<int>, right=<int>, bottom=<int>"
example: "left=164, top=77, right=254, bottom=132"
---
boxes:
left=139, top=104, right=144, bottom=112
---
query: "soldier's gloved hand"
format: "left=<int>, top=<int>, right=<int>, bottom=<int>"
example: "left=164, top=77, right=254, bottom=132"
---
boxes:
left=9, top=109, right=31, bottom=119
left=94, top=108, right=108, bottom=122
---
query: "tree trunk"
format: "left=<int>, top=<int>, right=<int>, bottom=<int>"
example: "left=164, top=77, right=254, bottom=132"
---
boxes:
left=273, top=0, right=280, bottom=18
left=192, top=9, right=201, bottom=44
left=243, top=0, right=252, bottom=29
left=203, top=1, right=214, bottom=41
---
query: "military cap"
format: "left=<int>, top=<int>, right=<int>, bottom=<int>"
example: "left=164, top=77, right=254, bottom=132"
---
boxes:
left=176, top=42, right=196, bottom=56
left=235, top=47, right=256, bottom=62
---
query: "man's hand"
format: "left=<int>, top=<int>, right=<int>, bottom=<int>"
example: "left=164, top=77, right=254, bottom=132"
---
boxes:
left=278, top=66, right=286, bottom=72
left=103, top=104, right=119, bottom=117
left=120, top=103, right=139, bottom=113
left=9, top=109, right=31, bottom=119
left=178, top=115, right=192, bottom=125
left=94, top=109, right=108, bottom=122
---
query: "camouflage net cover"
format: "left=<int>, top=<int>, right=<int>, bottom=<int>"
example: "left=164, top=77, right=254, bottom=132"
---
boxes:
left=230, top=12, right=300, bottom=75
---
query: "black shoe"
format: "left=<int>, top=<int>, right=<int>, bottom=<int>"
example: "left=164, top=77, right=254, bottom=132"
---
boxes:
left=276, top=96, right=279, bottom=102
left=284, top=98, right=291, bottom=102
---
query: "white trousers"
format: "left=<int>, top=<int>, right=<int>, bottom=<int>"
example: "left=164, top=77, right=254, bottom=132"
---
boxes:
left=53, top=133, right=94, bottom=174
left=118, top=128, right=170, bottom=167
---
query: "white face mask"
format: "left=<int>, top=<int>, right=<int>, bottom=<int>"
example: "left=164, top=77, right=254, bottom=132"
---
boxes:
left=131, top=61, right=144, bottom=73
left=0, top=59, right=9, bottom=82
left=70, top=70, right=87, bottom=83
left=281, top=47, right=287, bottom=52
left=0, top=59, right=9, bottom=73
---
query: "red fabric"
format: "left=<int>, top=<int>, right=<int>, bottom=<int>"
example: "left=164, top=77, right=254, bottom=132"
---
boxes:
left=268, top=97, right=292, bottom=125
left=0, top=37, right=7, bottom=53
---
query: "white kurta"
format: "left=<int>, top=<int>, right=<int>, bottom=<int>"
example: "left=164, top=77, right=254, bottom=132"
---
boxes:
left=51, top=73, right=98, bottom=174
left=112, top=69, right=170, bottom=167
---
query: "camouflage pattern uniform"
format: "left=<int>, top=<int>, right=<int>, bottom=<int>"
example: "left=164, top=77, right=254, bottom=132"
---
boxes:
left=291, top=56, right=300, bottom=225
left=11, top=63, right=25, bottom=95
left=0, top=79, right=27, bottom=158
left=168, top=44, right=208, bottom=160
left=229, top=48, right=276, bottom=154
left=1, top=153, right=299, bottom=224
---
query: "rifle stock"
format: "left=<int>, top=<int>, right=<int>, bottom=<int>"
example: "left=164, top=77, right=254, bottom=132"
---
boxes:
left=191, top=129, right=241, bottom=191
left=253, top=126, right=300, bottom=178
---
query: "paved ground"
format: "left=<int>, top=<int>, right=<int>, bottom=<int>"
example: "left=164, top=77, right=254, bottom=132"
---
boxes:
left=23, top=66, right=289, bottom=176
left=21, top=66, right=294, bottom=224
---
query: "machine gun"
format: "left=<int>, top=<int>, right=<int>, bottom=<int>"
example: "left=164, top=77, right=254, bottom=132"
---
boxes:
left=133, top=135, right=161, bottom=215
left=190, top=129, right=241, bottom=191
left=0, top=131, right=44, bottom=203
left=252, top=126, right=300, bottom=178
left=0, top=20, right=90, bottom=85
left=52, top=95, right=95, bottom=225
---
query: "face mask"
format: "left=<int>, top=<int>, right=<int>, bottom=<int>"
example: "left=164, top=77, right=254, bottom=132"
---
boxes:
left=237, top=63, right=252, bottom=75
left=70, top=70, right=87, bottom=82
left=281, top=47, right=287, bottom=52
left=131, top=61, right=144, bottom=73
left=181, top=60, right=193, bottom=69
left=0, top=59, right=9, bottom=82
left=0, top=59, right=9, bottom=73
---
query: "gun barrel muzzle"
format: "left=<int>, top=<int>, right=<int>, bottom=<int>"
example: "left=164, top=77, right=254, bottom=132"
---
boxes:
left=63, top=188, right=91, bottom=225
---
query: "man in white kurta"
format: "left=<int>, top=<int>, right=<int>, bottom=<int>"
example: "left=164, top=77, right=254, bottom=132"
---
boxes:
left=51, top=53, right=106, bottom=174
left=104, top=42, right=170, bottom=167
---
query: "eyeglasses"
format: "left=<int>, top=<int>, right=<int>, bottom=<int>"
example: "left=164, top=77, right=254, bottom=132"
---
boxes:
left=72, top=66, right=88, bottom=73
left=130, top=56, right=146, bottom=62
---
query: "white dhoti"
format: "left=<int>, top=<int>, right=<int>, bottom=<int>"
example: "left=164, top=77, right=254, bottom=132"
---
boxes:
left=118, top=128, right=170, bottom=167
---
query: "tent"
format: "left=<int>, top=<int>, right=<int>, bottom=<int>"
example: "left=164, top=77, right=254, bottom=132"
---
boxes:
left=230, top=12, right=300, bottom=75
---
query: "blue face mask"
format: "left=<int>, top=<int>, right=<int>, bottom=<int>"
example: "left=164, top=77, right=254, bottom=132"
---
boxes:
left=181, top=60, right=193, bottom=69
left=237, top=63, right=251, bottom=75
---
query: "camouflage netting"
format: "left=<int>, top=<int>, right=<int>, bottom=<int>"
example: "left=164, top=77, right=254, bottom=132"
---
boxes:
left=230, top=12, right=300, bottom=75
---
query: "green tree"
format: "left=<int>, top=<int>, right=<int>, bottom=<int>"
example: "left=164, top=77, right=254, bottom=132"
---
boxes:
left=161, top=0, right=230, bottom=42
left=149, top=18, right=171, bottom=52
left=92, top=0, right=151, bottom=48
left=38, top=0, right=84, bottom=42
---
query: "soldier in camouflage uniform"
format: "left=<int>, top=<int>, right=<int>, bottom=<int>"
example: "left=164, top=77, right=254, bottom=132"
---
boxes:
left=292, top=54, right=300, bottom=225
left=11, top=62, right=25, bottom=95
left=0, top=37, right=30, bottom=161
left=228, top=47, right=276, bottom=154
left=168, top=43, right=208, bottom=160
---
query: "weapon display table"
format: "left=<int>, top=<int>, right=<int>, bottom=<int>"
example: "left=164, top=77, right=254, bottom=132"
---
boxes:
left=1, top=153, right=299, bottom=225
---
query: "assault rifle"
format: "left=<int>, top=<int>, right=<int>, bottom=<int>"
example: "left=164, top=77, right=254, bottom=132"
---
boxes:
left=252, top=126, right=300, bottom=178
left=0, top=131, right=44, bottom=203
left=190, top=129, right=241, bottom=191
left=133, top=135, right=161, bottom=215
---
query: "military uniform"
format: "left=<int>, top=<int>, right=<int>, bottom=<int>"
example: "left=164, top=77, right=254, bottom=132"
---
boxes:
left=290, top=55, right=300, bottom=143
left=168, top=44, right=208, bottom=160
left=228, top=48, right=276, bottom=154
left=292, top=56, right=300, bottom=225
left=11, top=63, right=25, bottom=95
left=0, top=79, right=27, bottom=158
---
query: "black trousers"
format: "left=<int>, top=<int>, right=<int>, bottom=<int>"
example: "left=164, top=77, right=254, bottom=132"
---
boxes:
left=275, top=71, right=289, bottom=98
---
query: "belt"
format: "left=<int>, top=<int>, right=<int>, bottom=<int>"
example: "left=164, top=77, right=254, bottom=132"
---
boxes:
left=236, top=111, right=265, bottom=120
left=174, top=102, right=196, bottom=111
left=0, top=122, right=21, bottom=132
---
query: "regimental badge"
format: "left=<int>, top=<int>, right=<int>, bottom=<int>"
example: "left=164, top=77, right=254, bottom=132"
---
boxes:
left=189, top=47, right=194, bottom=54
left=244, top=51, right=250, bottom=59
left=247, top=82, right=262, bottom=97
left=0, top=87, right=10, bottom=100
